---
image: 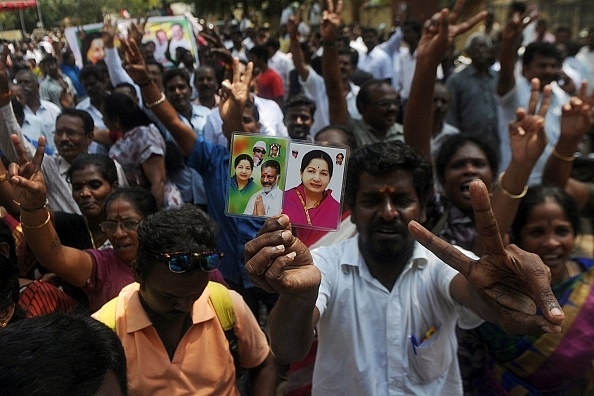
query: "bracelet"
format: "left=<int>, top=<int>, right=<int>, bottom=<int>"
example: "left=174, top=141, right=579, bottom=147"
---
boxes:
left=14, top=198, right=49, bottom=212
left=137, top=80, right=152, bottom=87
left=0, top=172, right=7, bottom=183
left=551, top=147, right=575, bottom=162
left=145, top=93, right=166, bottom=109
left=497, top=171, right=528, bottom=199
left=21, top=211, right=51, bottom=229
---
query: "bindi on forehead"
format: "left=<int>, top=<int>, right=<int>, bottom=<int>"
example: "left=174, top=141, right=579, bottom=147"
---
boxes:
left=378, top=185, right=396, bottom=194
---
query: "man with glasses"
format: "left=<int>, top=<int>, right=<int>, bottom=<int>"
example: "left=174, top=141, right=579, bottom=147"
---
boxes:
left=93, top=204, right=276, bottom=395
left=0, top=103, right=127, bottom=214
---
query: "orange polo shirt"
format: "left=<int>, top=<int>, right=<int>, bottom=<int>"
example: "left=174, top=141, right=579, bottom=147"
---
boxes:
left=93, top=283, right=270, bottom=396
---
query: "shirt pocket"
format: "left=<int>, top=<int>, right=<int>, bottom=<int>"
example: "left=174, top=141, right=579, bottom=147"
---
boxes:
left=407, top=325, right=453, bottom=384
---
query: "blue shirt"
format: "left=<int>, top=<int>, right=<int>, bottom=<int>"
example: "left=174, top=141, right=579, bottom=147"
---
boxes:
left=60, top=63, right=85, bottom=98
left=187, top=139, right=264, bottom=287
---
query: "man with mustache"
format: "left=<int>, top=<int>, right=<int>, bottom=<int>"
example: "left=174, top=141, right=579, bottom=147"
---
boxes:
left=244, top=160, right=283, bottom=216
left=245, top=140, right=565, bottom=395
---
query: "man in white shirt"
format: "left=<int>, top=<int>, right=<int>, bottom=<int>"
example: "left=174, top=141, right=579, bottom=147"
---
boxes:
left=14, top=69, right=61, bottom=154
left=358, top=27, right=393, bottom=82
left=244, top=160, right=283, bottom=216
left=245, top=141, right=565, bottom=395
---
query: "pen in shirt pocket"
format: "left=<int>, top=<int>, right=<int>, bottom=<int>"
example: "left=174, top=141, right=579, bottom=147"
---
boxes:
left=410, top=325, right=438, bottom=356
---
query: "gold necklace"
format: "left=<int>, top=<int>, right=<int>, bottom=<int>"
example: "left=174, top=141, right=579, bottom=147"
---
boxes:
left=295, top=189, right=322, bottom=226
left=565, top=261, right=577, bottom=278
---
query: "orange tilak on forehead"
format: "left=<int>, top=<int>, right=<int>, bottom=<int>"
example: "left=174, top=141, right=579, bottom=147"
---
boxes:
left=379, top=185, right=396, bottom=194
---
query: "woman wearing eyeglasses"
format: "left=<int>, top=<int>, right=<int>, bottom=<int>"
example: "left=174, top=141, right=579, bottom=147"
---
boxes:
left=19, top=173, right=158, bottom=313
left=10, top=137, right=159, bottom=311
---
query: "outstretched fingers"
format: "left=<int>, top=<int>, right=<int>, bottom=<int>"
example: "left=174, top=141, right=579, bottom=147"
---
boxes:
left=408, top=220, right=475, bottom=276
left=469, top=180, right=506, bottom=255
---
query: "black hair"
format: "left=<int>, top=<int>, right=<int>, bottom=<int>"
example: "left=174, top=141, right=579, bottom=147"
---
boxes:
left=136, top=204, right=217, bottom=278
left=102, top=92, right=151, bottom=131
left=56, top=108, right=95, bottom=135
left=100, top=187, right=159, bottom=223
left=249, top=45, right=270, bottom=63
left=0, top=220, right=17, bottom=264
left=285, top=93, right=316, bottom=115
left=262, top=159, right=281, bottom=176
left=0, top=313, right=128, bottom=395
left=345, top=141, right=433, bottom=208
left=234, top=153, right=254, bottom=169
left=523, top=41, right=562, bottom=67
left=300, top=150, right=333, bottom=178
left=78, top=64, right=104, bottom=82
left=356, top=79, right=392, bottom=112
left=162, top=68, right=191, bottom=87
left=338, top=47, right=357, bottom=67
left=510, top=185, right=581, bottom=245
left=0, top=254, right=20, bottom=324
left=113, top=82, right=139, bottom=100
left=314, top=124, right=356, bottom=149
left=434, top=134, right=499, bottom=185
left=66, top=154, right=118, bottom=186
left=266, top=37, right=280, bottom=52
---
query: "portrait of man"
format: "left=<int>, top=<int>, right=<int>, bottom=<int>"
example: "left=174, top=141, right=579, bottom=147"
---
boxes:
left=336, top=152, right=344, bottom=165
left=244, top=160, right=283, bottom=216
left=269, top=143, right=281, bottom=158
left=252, top=141, right=267, bottom=166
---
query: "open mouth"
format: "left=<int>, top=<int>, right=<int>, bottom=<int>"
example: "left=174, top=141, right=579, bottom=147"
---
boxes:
left=460, top=181, right=472, bottom=198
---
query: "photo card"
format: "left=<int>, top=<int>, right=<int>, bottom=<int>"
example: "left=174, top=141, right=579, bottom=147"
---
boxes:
left=226, top=133, right=289, bottom=218
left=283, top=141, right=348, bottom=231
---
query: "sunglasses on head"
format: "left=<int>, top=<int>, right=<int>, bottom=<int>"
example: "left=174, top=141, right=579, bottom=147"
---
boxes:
left=148, top=250, right=224, bottom=273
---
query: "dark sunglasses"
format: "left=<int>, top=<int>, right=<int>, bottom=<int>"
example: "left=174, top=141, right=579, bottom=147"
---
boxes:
left=150, top=250, right=224, bottom=273
left=253, top=148, right=266, bottom=154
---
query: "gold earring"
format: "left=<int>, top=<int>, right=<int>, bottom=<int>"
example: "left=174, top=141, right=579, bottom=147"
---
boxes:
left=0, top=321, right=7, bottom=328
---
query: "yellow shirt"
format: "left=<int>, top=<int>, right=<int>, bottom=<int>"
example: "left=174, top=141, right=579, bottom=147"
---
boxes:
left=93, top=283, right=270, bottom=396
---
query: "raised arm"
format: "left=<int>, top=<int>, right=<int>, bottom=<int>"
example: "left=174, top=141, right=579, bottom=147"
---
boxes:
left=102, top=22, right=138, bottom=95
left=490, top=78, right=549, bottom=245
left=287, top=15, right=310, bottom=81
left=497, top=7, right=535, bottom=96
left=9, top=136, right=94, bottom=287
left=543, top=85, right=594, bottom=208
left=244, top=215, right=321, bottom=364
left=322, top=0, right=349, bottom=125
left=404, top=1, right=487, bottom=160
left=409, top=180, right=564, bottom=336
left=220, top=59, right=254, bottom=139
left=120, top=39, right=196, bottom=156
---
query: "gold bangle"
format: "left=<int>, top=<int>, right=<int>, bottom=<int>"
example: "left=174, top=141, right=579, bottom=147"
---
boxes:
left=145, top=93, right=166, bottom=109
left=21, top=211, right=51, bottom=229
left=0, top=172, right=7, bottom=183
left=551, top=148, right=575, bottom=162
left=14, top=198, right=49, bottom=212
left=498, top=171, right=528, bottom=199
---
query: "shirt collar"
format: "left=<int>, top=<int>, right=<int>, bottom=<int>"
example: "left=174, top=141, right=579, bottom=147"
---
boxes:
left=124, top=283, right=216, bottom=333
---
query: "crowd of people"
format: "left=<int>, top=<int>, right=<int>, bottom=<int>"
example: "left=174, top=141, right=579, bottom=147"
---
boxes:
left=0, top=0, right=593, bottom=395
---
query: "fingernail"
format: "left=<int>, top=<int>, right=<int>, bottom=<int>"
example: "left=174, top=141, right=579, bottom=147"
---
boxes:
left=550, top=307, right=563, bottom=317
left=286, top=251, right=296, bottom=259
left=278, top=215, right=289, bottom=226
left=541, top=325, right=552, bottom=333
left=275, top=245, right=285, bottom=251
left=281, top=230, right=292, bottom=241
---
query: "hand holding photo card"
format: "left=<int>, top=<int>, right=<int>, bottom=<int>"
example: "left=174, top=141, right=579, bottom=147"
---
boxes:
left=282, top=141, right=348, bottom=231
left=226, top=133, right=289, bottom=218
